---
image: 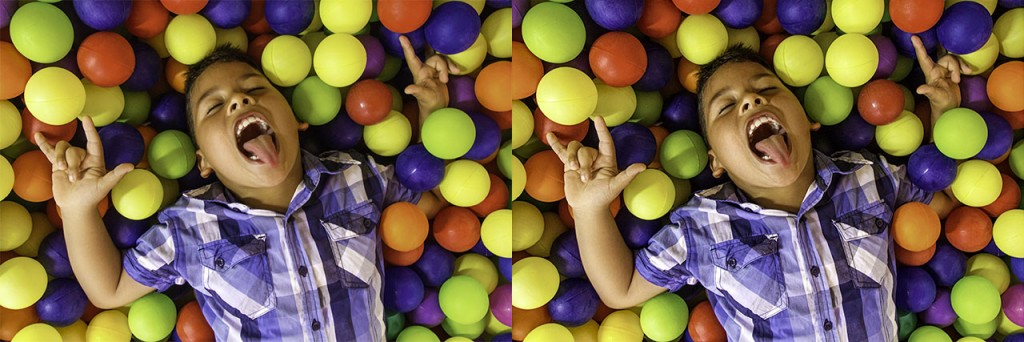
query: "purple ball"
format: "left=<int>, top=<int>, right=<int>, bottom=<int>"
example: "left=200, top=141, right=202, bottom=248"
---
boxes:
left=919, top=288, right=956, bottom=327
left=713, top=0, right=762, bottom=29
left=1003, top=284, right=1024, bottom=327
left=616, top=209, right=662, bottom=249
left=493, top=333, right=513, bottom=342
left=264, top=0, right=314, bottom=35
left=73, top=0, right=131, bottom=31
left=379, top=25, right=426, bottom=57
left=411, top=242, right=454, bottom=288
left=870, top=35, right=897, bottom=80
left=448, top=76, right=481, bottom=113
left=312, top=110, right=363, bottom=151
left=470, top=239, right=494, bottom=257
left=894, top=266, right=936, bottom=313
left=960, top=76, right=992, bottom=112
left=512, top=0, right=528, bottom=27
left=487, top=0, right=511, bottom=8
left=104, top=209, right=150, bottom=249
left=689, top=165, right=729, bottom=192
left=662, top=92, right=700, bottom=132
left=936, top=2, right=993, bottom=54
left=358, top=35, right=386, bottom=80
left=177, top=165, right=217, bottom=192
left=201, top=0, right=250, bottom=29
left=634, top=41, right=673, bottom=92
left=585, top=0, right=643, bottom=31
left=611, top=123, right=657, bottom=170
left=407, top=289, right=444, bottom=327
left=424, top=2, right=480, bottom=54
left=1011, top=257, right=1024, bottom=283
left=98, top=123, right=144, bottom=170
left=36, top=278, right=87, bottom=327
left=548, top=278, right=600, bottom=327
left=122, top=40, right=161, bottom=91
left=464, top=113, right=501, bottom=161
left=383, top=266, right=425, bottom=313
left=544, top=49, right=593, bottom=76
left=891, top=25, right=938, bottom=58
left=983, top=239, right=1006, bottom=256
left=38, top=232, right=73, bottom=279
left=150, top=93, right=189, bottom=133
left=776, top=0, right=827, bottom=35
left=1000, top=0, right=1024, bottom=8
left=498, top=257, right=511, bottom=282
left=0, top=0, right=15, bottom=28
left=395, top=144, right=446, bottom=192
left=826, top=112, right=875, bottom=151
left=907, top=144, right=957, bottom=192
left=550, top=232, right=585, bottom=278
left=1009, top=334, right=1024, bottom=342
left=976, top=111, right=1013, bottom=161
left=490, top=284, right=512, bottom=326
left=925, top=243, right=966, bottom=287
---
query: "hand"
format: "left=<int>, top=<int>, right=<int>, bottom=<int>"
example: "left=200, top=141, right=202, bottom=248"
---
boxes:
left=36, top=117, right=134, bottom=212
left=548, top=117, right=646, bottom=212
left=911, top=35, right=971, bottom=115
left=399, top=35, right=459, bottom=115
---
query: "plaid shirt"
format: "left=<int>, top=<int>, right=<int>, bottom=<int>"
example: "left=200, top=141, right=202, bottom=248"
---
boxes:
left=636, top=150, right=933, bottom=342
left=123, top=150, right=420, bottom=342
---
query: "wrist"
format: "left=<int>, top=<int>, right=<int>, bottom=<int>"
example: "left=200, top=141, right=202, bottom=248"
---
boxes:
left=58, top=203, right=103, bottom=218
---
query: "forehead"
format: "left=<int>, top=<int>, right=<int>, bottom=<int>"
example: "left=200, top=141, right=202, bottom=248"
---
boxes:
left=192, top=62, right=263, bottom=95
left=703, top=61, right=775, bottom=95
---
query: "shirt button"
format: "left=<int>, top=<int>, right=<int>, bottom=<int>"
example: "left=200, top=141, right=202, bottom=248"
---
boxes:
left=810, top=266, right=820, bottom=277
left=726, top=257, right=737, bottom=269
left=875, top=219, right=884, bottom=228
left=363, top=220, right=373, bottom=229
left=312, top=320, right=321, bottom=331
left=824, top=320, right=833, bottom=331
left=214, top=258, right=225, bottom=269
left=298, top=266, right=308, bottom=277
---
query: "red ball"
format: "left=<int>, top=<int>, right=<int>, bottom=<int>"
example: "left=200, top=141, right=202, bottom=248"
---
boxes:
left=346, top=79, right=393, bottom=126
left=432, top=206, right=481, bottom=253
left=688, top=301, right=726, bottom=341
left=534, top=107, right=589, bottom=146
left=589, top=31, right=648, bottom=87
left=759, top=34, right=788, bottom=62
left=160, top=0, right=207, bottom=15
left=981, top=174, right=1021, bottom=217
left=378, top=0, right=432, bottom=34
left=78, top=32, right=136, bottom=87
left=754, top=0, right=783, bottom=35
left=889, top=0, right=944, bottom=34
left=672, top=0, right=720, bottom=14
left=858, top=79, right=905, bottom=126
left=637, top=0, right=682, bottom=39
left=945, top=206, right=993, bottom=253
left=470, top=174, right=509, bottom=217
left=383, top=243, right=424, bottom=266
left=125, top=0, right=170, bottom=39
left=243, top=0, right=271, bottom=35
left=22, top=108, right=77, bottom=146
left=176, top=301, right=214, bottom=342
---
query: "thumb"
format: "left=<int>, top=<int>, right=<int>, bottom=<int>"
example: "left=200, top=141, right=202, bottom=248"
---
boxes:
left=611, top=163, right=647, bottom=190
left=99, top=163, right=135, bottom=190
left=404, top=84, right=425, bottom=96
left=916, top=84, right=937, bottom=97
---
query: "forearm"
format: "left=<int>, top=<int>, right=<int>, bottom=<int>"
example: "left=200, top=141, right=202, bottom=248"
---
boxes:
left=61, top=207, right=129, bottom=308
left=573, top=207, right=639, bottom=308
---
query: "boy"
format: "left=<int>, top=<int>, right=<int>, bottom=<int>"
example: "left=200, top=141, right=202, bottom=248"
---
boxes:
left=549, top=36, right=965, bottom=341
left=36, top=37, right=454, bottom=341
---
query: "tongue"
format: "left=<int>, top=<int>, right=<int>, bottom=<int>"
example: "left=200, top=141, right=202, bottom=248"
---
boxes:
left=755, top=134, right=791, bottom=167
left=242, top=134, right=279, bottom=167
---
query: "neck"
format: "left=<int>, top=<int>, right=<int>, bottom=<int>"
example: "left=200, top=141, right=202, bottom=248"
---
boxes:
left=223, top=158, right=305, bottom=213
left=734, top=155, right=817, bottom=213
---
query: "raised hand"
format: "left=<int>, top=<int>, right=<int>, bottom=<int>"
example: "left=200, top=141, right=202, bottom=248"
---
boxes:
left=912, top=35, right=971, bottom=115
left=36, top=117, right=134, bottom=212
left=399, top=35, right=459, bottom=115
left=548, top=116, right=646, bottom=212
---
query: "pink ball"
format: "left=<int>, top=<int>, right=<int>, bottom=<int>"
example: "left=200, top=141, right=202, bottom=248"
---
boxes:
left=490, top=284, right=512, bottom=326
left=1005, top=283, right=1024, bottom=327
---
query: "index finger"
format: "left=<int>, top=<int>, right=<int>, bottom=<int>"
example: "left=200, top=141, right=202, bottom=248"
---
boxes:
left=35, top=132, right=58, bottom=162
left=592, top=116, right=616, bottom=159
left=81, top=116, right=105, bottom=159
left=547, top=133, right=570, bottom=163
left=399, top=35, right=423, bottom=71
left=911, top=35, right=935, bottom=71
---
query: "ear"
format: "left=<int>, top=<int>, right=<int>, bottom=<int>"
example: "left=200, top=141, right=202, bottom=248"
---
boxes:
left=809, top=122, right=822, bottom=132
left=298, top=122, right=310, bottom=132
left=195, top=149, right=214, bottom=178
left=707, top=149, right=726, bottom=178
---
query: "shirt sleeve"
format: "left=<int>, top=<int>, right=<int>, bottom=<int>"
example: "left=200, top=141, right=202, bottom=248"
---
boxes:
left=634, top=220, right=697, bottom=292
left=879, top=155, right=935, bottom=206
left=123, top=222, right=184, bottom=292
left=366, top=155, right=422, bottom=207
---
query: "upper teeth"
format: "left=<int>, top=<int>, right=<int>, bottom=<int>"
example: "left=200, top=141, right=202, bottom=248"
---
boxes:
left=236, top=116, right=270, bottom=137
left=748, top=116, right=781, bottom=137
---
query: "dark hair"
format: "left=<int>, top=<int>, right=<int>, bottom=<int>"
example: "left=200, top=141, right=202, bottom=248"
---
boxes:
left=183, top=45, right=260, bottom=137
left=695, top=45, right=774, bottom=135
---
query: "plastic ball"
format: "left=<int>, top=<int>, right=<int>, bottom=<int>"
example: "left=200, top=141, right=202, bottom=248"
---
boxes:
left=773, top=35, right=823, bottom=87
left=536, top=67, right=598, bottom=126
left=395, top=144, right=445, bottom=192
left=640, top=292, right=689, bottom=341
left=825, top=34, right=878, bottom=87
left=512, top=42, right=543, bottom=100
left=77, top=32, right=135, bottom=88
left=958, top=34, right=999, bottom=75
left=506, top=202, right=542, bottom=254
left=919, top=288, right=957, bottom=327
left=261, top=35, right=312, bottom=87
left=512, top=257, right=559, bottom=310
left=37, top=232, right=72, bottom=279
left=111, top=169, right=164, bottom=220
left=87, top=310, right=131, bottom=341
left=0, top=257, right=47, bottom=310
left=103, top=209, right=148, bottom=250
left=660, top=130, right=708, bottom=179
left=944, top=206, right=994, bottom=255
left=583, top=0, right=641, bottom=31
left=907, top=144, right=957, bottom=193
left=875, top=110, right=924, bottom=157
left=893, top=202, right=941, bottom=252
left=1013, top=140, right=1024, bottom=180
left=858, top=79, right=904, bottom=125
left=439, top=275, right=489, bottom=324
left=440, top=159, right=491, bottom=207
left=936, top=2, right=993, bottom=54
left=993, top=209, right=1024, bottom=258
left=23, top=67, right=86, bottom=126
left=54, top=320, right=87, bottom=341
left=9, top=3, right=73, bottom=64
left=890, top=0, right=944, bottom=33
left=547, top=278, right=599, bottom=327
left=804, top=76, right=853, bottom=125
left=0, top=159, right=11, bottom=200
left=599, top=310, right=643, bottom=341
left=966, top=253, right=1010, bottom=294
left=177, top=301, right=214, bottom=342
left=676, top=15, right=728, bottom=65
left=377, top=0, right=431, bottom=33
left=0, top=202, right=30, bottom=252
left=318, top=0, right=369, bottom=34
left=871, top=35, right=898, bottom=79
left=0, top=42, right=31, bottom=100
left=407, top=289, right=444, bottom=327
left=988, top=61, right=1024, bottom=112
left=198, top=0, right=249, bottom=28
left=149, top=92, right=188, bottom=132
left=896, top=266, right=938, bottom=313
left=933, top=107, right=988, bottom=159
left=377, top=202, right=428, bottom=254
left=128, top=293, right=176, bottom=341
left=313, top=33, right=366, bottom=88
left=464, top=113, right=501, bottom=161
left=343, top=79, right=391, bottom=126
left=832, top=0, right=883, bottom=34
left=589, top=32, right=647, bottom=87
left=97, top=123, right=143, bottom=175
left=481, top=208, right=511, bottom=258
left=383, top=266, right=425, bottom=313
left=147, top=130, right=196, bottom=180
left=982, top=174, right=1021, bottom=217
left=610, top=123, right=655, bottom=170
left=411, top=242, right=455, bottom=287
left=164, top=14, right=216, bottom=65
left=121, top=41, right=161, bottom=92
left=453, top=253, right=498, bottom=294
left=424, top=2, right=480, bottom=55
left=12, top=150, right=53, bottom=203
left=710, top=0, right=760, bottom=28
left=470, top=174, right=509, bottom=218
left=363, top=110, right=411, bottom=157
left=549, top=232, right=584, bottom=278
left=975, top=111, right=1012, bottom=161
left=11, top=323, right=60, bottom=342
left=524, top=323, right=573, bottom=342
left=592, top=80, right=637, bottom=127
left=290, top=76, right=340, bottom=126
left=994, top=8, right=1024, bottom=58
left=908, top=325, right=952, bottom=342
left=776, top=0, right=827, bottom=35
left=952, top=275, right=1002, bottom=324
left=264, top=0, right=314, bottom=35
left=396, top=325, right=439, bottom=342
left=521, top=2, right=586, bottom=63
left=475, top=61, right=512, bottom=112
left=952, top=160, right=1003, bottom=207
left=1005, top=284, right=1024, bottom=327
left=622, top=169, right=676, bottom=220
left=421, top=108, right=476, bottom=159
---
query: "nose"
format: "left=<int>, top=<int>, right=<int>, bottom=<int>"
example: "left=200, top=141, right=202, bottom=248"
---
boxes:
left=229, top=93, right=254, bottom=114
left=741, top=93, right=766, bottom=113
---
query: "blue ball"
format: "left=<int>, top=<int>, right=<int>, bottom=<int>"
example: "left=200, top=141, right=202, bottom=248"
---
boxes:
left=611, top=123, right=656, bottom=170
left=178, top=165, right=218, bottom=192
left=894, top=266, right=936, bottom=313
left=493, top=333, right=514, bottom=342
left=411, top=242, right=454, bottom=288
left=424, top=2, right=480, bottom=54
left=470, top=239, right=494, bottom=257
left=448, top=76, right=482, bottom=113
left=585, top=0, right=643, bottom=31
left=38, top=232, right=73, bottom=279
left=714, top=0, right=762, bottom=29
left=662, top=92, right=700, bottom=132
left=1011, top=257, right=1024, bottom=286
left=634, top=41, right=673, bottom=92
left=548, top=278, right=600, bottom=327
left=689, top=165, right=729, bottom=192
left=395, top=144, right=445, bottom=192
left=890, top=25, right=939, bottom=58
left=123, top=40, right=161, bottom=92
left=265, top=0, right=314, bottom=35
left=982, top=239, right=1006, bottom=256
left=487, top=0, right=512, bottom=8
left=73, top=0, right=130, bottom=31
left=498, top=257, right=511, bottom=282
left=616, top=209, right=662, bottom=249
left=36, top=278, right=87, bottom=327
left=976, top=111, right=1013, bottom=161
left=201, top=0, right=251, bottom=29
left=826, top=112, right=875, bottom=151
left=999, top=0, right=1024, bottom=8
left=99, top=123, right=144, bottom=171
left=383, top=266, right=425, bottom=313
left=936, top=1, right=993, bottom=54
left=150, top=93, right=189, bottom=133
left=311, top=109, right=363, bottom=150
left=925, top=243, right=966, bottom=287
left=103, top=209, right=149, bottom=249
left=1008, top=334, right=1024, bottom=342
left=464, top=112, right=501, bottom=161
left=776, top=0, right=827, bottom=35
left=907, top=144, right=957, bottom=192
left=379, top=25, right=426, bottom=57
left=550, top=232, right=585, bottom=278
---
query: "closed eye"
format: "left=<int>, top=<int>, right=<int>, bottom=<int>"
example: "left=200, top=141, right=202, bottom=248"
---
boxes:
left=758, top=87, right=778, bottom=94
left=718, top=103, right=734, bottom=116
left=246, top=87, right=265, bottom=94
left=206, top=103, right=222, bottom=116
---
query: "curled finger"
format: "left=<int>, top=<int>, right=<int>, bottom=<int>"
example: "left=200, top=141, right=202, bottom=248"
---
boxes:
left=52, top=141, right=70, bottom=171
left=577, top=147, right=597, bottom=182
left=565, top=140, right=582, bottom=171
left=64, top=147, right=85, bottom=182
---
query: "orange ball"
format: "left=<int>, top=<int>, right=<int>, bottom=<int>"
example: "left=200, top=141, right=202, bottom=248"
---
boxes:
left=377, top=0, right=432, bottom=34
left=243, top=0, right=271, bottom=35
left=944, top=206, right=993, bottom=253
left=593, top=300, right=616, bottom=322
left=12, top=150, right=54, bottom=202
left=347, top=79, right=393, bottom=126
left=125, top=0, right=170, bottom=39
left=0, top=41, right=31, bottom=100
left=754, top=0, right=783, bottom=35
left=649, top=126, right=669, bottom=169
left=475, top=61, right=512, bottom=112
left=46, top=200, right=63, bottom=228
left=688, top=301, right=726, bottom=342
left=136, top=125, right=158, bottom=169
left=512, top=42, right=543, bottom=100
left=176, top=301, right=214, bottom=342
left=78, top=32, right=136, bottom=87
left=22, top=107, right=77, bottom=146
left=558, top=200, right=575, bottom=229
left=993, top=107, right=1024, bottom=131
left=638, top=0, right=682, bottom=39
left=981, top=174, right=1021, bottom=217
left=589, top=31, right=647, bottom=87
left=672, top=0, right=720, bottom=14
left=383, top=243, right=424, bottom=266
left=432, top=206, right=481, bottom=253
left=165, top=57, right=187, bottom=94
left=512, top=305, right=551, bottom=341
left=470, top=174, right=509, bottom=217
left=0, top=305, right=39, bottom=341
left=380, top=202, right=429, bottom=252
left=677, top=57, right=699, bottom=93
left=893, top=202, right=941, bottom=252
left=895, top=242, right=936, bottom=266
left=988, top=61, right=1024, bottom=113
left=889, top=0, right=943, bottom=34
left=524, top=150, right=565, bottom=203
left=160, top=0, right=207, bottom=15
left=533, top=107, right=589, bottom=146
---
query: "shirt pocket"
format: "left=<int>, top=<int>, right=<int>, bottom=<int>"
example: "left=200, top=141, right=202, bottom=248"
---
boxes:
left=833, top=202, right=893, bottom=288
left=320, top=202, right=380, bottom=288
left=711, top=234, right=788, bottom=320
left=199, top=234, right=276, bottom=320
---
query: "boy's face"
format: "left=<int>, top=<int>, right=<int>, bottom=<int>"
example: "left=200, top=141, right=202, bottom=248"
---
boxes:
left=701, top=62, right=817, bottom=189
left=189, top=62, right=304, bottom=189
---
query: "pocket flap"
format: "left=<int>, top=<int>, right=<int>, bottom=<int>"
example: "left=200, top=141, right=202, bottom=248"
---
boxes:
left=321, top=203, right=376, bottom=241
left=834, top=203, right=892, bottom=241
left=711, top=234, right=779, bottom=271
left=199, top=234, right=268, bottom=270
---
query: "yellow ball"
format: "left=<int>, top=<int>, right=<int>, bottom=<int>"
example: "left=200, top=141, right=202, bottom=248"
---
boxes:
left=832, top=0, right=883, bottom=34
left=599, top=310, right=644, bottom=342
left=485, top=312, right=511, bottom=336
left=111, top=169, right=164, bottom=220
left=965, top=253, right=1010, bottom=293
left=87, top=310, right=132, bottom=342
left=263, top=35, right=312, bottom=87
left=0, top=156, right=14, bottom=200
left=80, top=80, right=124, bottom=127
left=536, top=67, right=598, bottom=126
left=623, top=169, right=676, bottom=220
left=727, top=27, right=760, bottom=52
left=593, top=80, right=636, bottom=127
left=13, top=213, right=56, bottom=257
left=997, top=311, right=1024, bottom=336
left=320, top=0, right=371, bottom=34
left=952, top=160, right=1002, bottom=207
left=957, top=34, right=1000, bottom=75
left=774, top=35, right=824, bottom=87
left=0, top=201, right=31, bottom=251
left=363, top=111, right=411, bottom=157
left=825, top=34, right=879, bottom=87
left=12, top=323, right=60, bottom=342
left=0, top=100, right=20, bottom=149
left=875, top=111, right=923, bottom=157
left=482, top=8, right=512, bottom=58
left=314, top=33, right=366, bottom=88
left=511, top=201, right=543, bottom=252
left=992, top=209, right=1024, bottom=258
left=24, top=67, right=86, bottom=125
left=569, top=320, right=600, bottom=342
left=0, top=257, right=47, bottom=309
left=511, top=257, right=559, bottom=309
left=511, top=100, right=533, bottom=149
left=525, top=323, right=573, bottom=342
left=215, top=27, right=248, bottom=51
left=525, top=212, right=569, bottom=257
left=454, top=253, right=499, bottom=293
left=994, top=8, right=1024, bottom=58
left=143, top=31, right=170, bottom=59
left=440, top=160, right=491, bottom=207
left=164, top=15, right=215, bottom=65
left=446, top=34, right=488, bottom=75
left=56, top=320, right=87, bottom=342
left=481, top=208, right=512, bottom=258
left=676, top=15, right=728, bottom=65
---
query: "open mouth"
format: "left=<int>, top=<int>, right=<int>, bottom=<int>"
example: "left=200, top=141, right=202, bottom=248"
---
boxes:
left=745, top=113, right=791, bottom=165
left=234, top=113, right=279, bottom=166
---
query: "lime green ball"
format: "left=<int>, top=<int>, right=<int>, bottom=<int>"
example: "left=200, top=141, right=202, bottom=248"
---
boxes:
left=774, top=35, right=824, bottom=87
left=536, top=67, right=598, bottom=126
left=148, top=130, right=196, bottom=180
left=363, top=111, right=411, bottom=157
left=525, top=323, right=573, bottom=342
left=397, top=326, right=439, bottom=342
left=264, top=35, right=312, bottom=87
left=0, top=257, right=47, bottom=309
left=832, top=0, right=883, bottom=34
left=902, top=85, right=916, bottom=112
left=0, top=100, right=21, bottom=149
left=677, top=15, right=728, bottom=65
left=952, top=160, right=1002, bottom=207
left=423, top=108, right=477, bottom=159
left=12, top=323, right=61, bottom=342
left=600, top=310, right=644, bottom=341
left=660, top=130, right=708, bottom=180
left=128, top=293, right=176, bottom=342
left=825, top=34, right=878, bottom=88
left=0, top=157, right=13, bottom=200
left=640, top=293, right=689, bottom=342
left=953, top=317, right=998, bottom=339
left=958, top=337, right=987, bottom=342
left=511, top=100, right=533, bottom=149
left=994, top=8, right=1024, bottom=58
left=511, top=201, right=543, bottom=252
left=388, top=85, right=402, bottom=112
left=291, top=76, right=341, bottom=126
left=993, top=209, right=1024, bottom=258
left=485, top=311, right=511, bottom=336
left=314, top=33, right=366, bottom=88
left=454, top=253, right=498, bottom=293
left=624, top=169, right=676, bottom=220
left=111, top=169, right=164, bottom=220
left=909, top=325, right=952, bottom=342
left=966, top=253, right=1010, bottom=293
left=875, top=111, right=923, bottom=157
left=87, top=310, right=132, bottom=342
left=521, top=2, right=585, bottom=63
left=80, top=80, right=124, bottom=127
left=952, top=275, right=1002, bottom=324
left=9, top=3, right=73, bottom=63
left=497, top=143, right=525, bottom=200
left=481, top=209, right=512, bottom=258
left=439, top=275, right=489, bottom=324
left=934, top=108, right=988, bottom=159
left=512, top=257, right=559, bottom=310
left=446, top=34, right=488, bottom=75
left=165, top=15, right=216, bottom=65
left=482, top=8, right=512, bottom=58
left=0, top=201, right=31, bottom=251
left=119, top=91, right=151, bottom=126
left=442, top=317, right=487, bottom=339
left=594, top=81, right=636, bottom=127
left=1011, top=140, right=1024, bottom=180
left=803, top=76, right=853, bottom=125
left=440, top=160, right=490, bottom=207
left=320, top=0, right=371, bottom=34
left=631, top=91, right=663, bottom=126
left=24, top=67, right=86, bottom=126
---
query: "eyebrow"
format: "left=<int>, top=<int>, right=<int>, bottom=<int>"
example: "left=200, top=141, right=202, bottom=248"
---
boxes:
left=196, top=72, right=263, bottom=108
left=707, top=72, right=776, bottom=110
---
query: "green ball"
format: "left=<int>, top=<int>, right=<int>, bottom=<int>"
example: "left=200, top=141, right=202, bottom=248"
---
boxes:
left=897, top=310, right=918, bottom=341
left=631, top=91, right=663, bottom=126
left=385, top=311, right=406, bottom=341
left=640, top=293, right=689, bottom=342
left=521, top=2, right=585, bottom=63
left=291, top=76, right=341, bottom=126
left=397, top=326, right=440, bottom=342
left=376, top=56, right=402, bottom=83
left=111, top=169, right=164, bottom=220
left=951, top=160, right=1002, bottom=207
left=119, top=91, right=151, bottom=126
left=0, top=100, right=20, bottom=149
left=909, top=325, right=952, bottom=342
left=423, top=108, right=477, bottom=159
left=934, top=108, right=988, bottom=159
left=953, top=317, right=998, bottom=339
left=442, top=316, right=487, bottom=339
left=951, top=275, right=1002, bottom=325
left=623, top=169, right=676, bottom=220
left=803, top=76, right=853, bottom=125
left=128, top=293, right=176, bottom=342
left=9, top=3, right=73, bottom=63
left=1010, top=140, right=1024, bottom=180
left=889, top=56, right=915, bottom=82
left=363, top=111, right=411, bottom=157
left=875, top=111, right=923, bottom=157
left=660, top=130, right=708, bottom=180
left=148, top=130, right=196, bottom=180
left=439, top=275, right=489, bottom=324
